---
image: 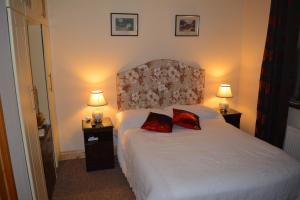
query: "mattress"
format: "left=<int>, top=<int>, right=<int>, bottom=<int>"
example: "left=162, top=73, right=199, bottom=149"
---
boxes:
left=116, top=107, right=300, bottom=200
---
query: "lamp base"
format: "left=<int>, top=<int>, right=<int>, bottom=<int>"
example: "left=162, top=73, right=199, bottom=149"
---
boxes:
left=92, top=111, right=103, bottom=124
left=219, top=102, right=229, bottom=113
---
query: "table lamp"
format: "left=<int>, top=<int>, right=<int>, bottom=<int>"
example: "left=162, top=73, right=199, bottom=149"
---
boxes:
left=87, top=90, right=107, bottom=124
left=216, top=84, right=232, bottom=112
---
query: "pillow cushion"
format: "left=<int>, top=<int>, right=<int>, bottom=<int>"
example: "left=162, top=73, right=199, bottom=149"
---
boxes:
left=165, top=104, right=223, bottom=121
left=116, top=108, right=172, bottom=136
left=141, top=112, right=173, bottom=133
left=173, top=108, right=201, bottom=130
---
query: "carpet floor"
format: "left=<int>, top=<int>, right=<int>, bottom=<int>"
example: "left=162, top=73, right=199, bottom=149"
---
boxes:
left=52, top=159, right=135, bottom=200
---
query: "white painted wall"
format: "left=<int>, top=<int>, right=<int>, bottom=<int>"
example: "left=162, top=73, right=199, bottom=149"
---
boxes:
left=0, top=1, right=33, bottom=198
left=48, top=0, right=271, bottom=152
left=48, top=0, right=245, bottom=152
left=238, top=0, right=271, bottom=134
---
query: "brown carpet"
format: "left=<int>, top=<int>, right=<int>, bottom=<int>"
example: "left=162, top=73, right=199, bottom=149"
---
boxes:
left=52, top=159, right=135, bottom=200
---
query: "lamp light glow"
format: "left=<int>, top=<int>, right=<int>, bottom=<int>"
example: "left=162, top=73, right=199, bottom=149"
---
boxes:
left=216, top=84, right=233, bottom=98
left=87, top=90, right=107, bottom=107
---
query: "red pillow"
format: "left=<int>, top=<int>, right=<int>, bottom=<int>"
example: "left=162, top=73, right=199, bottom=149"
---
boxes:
left=141, top=112, right=173, bottom=133
left=173, top=108, right=201, bottom=130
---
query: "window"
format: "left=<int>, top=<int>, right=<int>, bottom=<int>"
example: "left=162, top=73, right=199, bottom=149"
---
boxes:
left=289, top=27, right=300, bottom=109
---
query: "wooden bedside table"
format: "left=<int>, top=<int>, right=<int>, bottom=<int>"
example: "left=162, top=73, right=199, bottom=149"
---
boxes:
left=218, top=109, right=242, bottom=128
left=82, top=117, right=114, bottom=171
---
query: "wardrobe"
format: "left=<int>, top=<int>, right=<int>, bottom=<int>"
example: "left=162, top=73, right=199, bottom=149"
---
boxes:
left=5, top=0, right=59, bottom=199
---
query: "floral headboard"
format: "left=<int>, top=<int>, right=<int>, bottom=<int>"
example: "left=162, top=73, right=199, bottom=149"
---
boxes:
left=117, top=59, right=205, bottom=110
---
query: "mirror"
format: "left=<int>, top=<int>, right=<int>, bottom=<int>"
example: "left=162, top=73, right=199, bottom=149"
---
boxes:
left=27, top=24, right=51, bottom=128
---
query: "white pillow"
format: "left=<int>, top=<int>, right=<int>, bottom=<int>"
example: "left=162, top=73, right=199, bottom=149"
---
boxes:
left=116, top=108, right=172, bottom=135
left=165, top=104, right=223, bottom=120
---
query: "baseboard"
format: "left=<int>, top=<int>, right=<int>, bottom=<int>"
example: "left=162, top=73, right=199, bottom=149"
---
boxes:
left=59, top=150, right=85, bottom=161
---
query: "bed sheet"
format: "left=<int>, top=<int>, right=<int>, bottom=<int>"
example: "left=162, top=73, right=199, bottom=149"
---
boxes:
left=118, top=119, right=300, bottom=200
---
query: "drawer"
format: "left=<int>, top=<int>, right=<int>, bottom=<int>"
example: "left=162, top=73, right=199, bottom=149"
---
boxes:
left=85, top=141, right=114, bottom=171
left=85, top=141, right=113, bottom=157
left=84, top=131, right=112, bottom=145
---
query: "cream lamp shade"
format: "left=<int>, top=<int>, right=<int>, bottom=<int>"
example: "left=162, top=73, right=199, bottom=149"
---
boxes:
left=87, top=90, right=107, bottom=107
left=216, top=84, right=233, bottom=98
left=216, top=84, right=232, bottom=112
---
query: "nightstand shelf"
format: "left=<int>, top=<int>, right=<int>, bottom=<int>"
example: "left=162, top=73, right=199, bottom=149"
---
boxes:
left=218, top=109, right=242, bottom=128
left=82, top=117, right=114, bottom=171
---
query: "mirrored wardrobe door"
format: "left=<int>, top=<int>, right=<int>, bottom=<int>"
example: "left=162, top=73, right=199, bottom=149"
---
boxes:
left=27, top=23, right=56, bottom=199
left=27, top=24, right=51, bottom=128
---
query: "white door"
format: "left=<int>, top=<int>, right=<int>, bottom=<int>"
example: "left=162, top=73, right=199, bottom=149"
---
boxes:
left=7, top=8, right=48, bottom=200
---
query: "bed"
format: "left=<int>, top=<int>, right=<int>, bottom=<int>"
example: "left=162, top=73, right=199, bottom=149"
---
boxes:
left=116, top=59, right=300, bottom=200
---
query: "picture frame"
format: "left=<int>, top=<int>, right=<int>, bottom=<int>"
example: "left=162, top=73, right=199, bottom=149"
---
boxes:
left=175, top=15, right=200, bottom=36
left=111, top=13, right=138, bottom=36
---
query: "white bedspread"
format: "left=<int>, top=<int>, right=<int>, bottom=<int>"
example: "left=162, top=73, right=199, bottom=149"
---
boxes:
left=118, top=119, right=300, bottom=200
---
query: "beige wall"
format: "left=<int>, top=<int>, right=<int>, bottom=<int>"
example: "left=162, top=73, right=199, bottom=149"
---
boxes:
left=238, top=0, right=271, bottom=134
left=47, top=0, right=267, bottom=152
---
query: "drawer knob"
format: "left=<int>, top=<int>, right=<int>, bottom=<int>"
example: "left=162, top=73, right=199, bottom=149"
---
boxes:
left=88, top=136, right=99, bottom=142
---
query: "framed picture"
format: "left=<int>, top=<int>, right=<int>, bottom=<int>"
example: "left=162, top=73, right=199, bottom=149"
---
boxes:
left=175, top=15, right=200, bottom=36
left=111, top=13, right=138, bottom=36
